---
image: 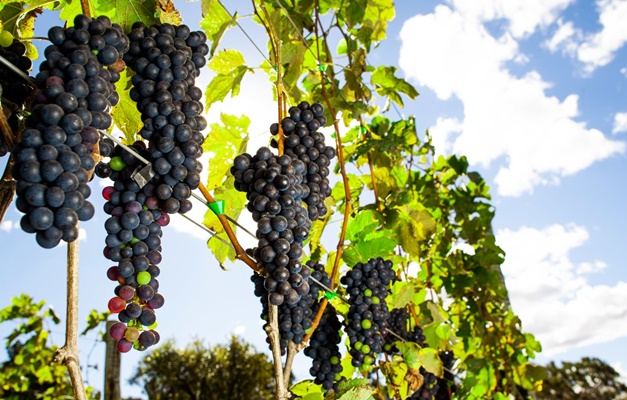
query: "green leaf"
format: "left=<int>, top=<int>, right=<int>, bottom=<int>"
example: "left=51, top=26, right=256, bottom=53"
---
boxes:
left=204, top=66, right=249, bottom=111
left=200, top=0, right=235, bottom=57
left=209, top=49, right=246, bottom=75
left=336, top=379, right=374, bottom=400
left=371, top=66, right=418, bottom=107
left=397, top=342, right=421, bottom=369
left=111, top=68, right=142, bottom=143
left=345, top=209, right=378, bottom=242
left=418, top=347, right=443, bottom=377
left=203, top=113, right=250, bottom=190
left=291, top=379, right=323, bottom=396
left=93, top=0, right=160, bottom=32
left=388, top=281, right=414, bottom=309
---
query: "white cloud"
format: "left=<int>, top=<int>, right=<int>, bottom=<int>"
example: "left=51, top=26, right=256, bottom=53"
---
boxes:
left=613, top=112, right=627, bottom=134
left=234, top=325, right=247, bottom=335
left=577, top=0, right=627, bottom=73
left=544, top=19, right=579, bottom=53
left=612, top=361, right=627, bottom=385
left=497, top=224, right=627, bottom=355
left=399, top=5, right=625, bottom=196
left=622, top=67, right=627, bottom=77
left=79, top=227, right=87, bottom=241
left=450, top=0, right=573, bottom=38
left=0, top=220, right=15, bottom=232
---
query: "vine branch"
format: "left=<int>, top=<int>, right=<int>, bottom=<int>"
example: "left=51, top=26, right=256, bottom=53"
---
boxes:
left=197, top=182, right=260, bottom=272
left=54, top=237, right=87, bottom=400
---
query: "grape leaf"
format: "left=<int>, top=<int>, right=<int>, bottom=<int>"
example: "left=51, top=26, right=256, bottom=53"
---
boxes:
left=200, top=0, right=235, bottom=57
left=418, top=347, right=443, bottom=377
left=209, top=49, right=246, bottom=75
left=388, top=281, right=414, bottom=309
left=156, top=0, right=181, bottom=25
left=202, top=113, right=250, bottom=190
left=92, top=0, right=160, bottom=31
left=204, top=66, right=250, bottom=111
left=336, top=385, right=375, bottom=400
left=345, top=209, right=378, bottom=242
left=397, top=342, right=421, bottom=369
left=291, top=379, right=323, bottom=397
left=111, top=68, right=142, bottom=144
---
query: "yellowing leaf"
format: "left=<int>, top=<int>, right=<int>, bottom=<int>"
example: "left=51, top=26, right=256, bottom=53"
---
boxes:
left=209, top=49, right=246, bottom=75
left=200, top=0, right=235, bottom=57
left=111, top=69, right=142, bottom=143
left=157, top=0, right=182, bottom=25
left=203, top=113, right=250, bottom=190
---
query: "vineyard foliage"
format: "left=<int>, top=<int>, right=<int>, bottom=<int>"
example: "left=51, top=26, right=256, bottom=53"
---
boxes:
left=0, top=0, right=544, bottom=398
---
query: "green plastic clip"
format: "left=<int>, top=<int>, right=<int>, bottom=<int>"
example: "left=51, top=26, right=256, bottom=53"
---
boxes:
left=208, top=200, right=225, bottom=215
left=360, top=126, right=366, bottom=134
left=317, top=64, right=327, bottom=72
left=272, top=65, right=278, bottom=71
left=331, top=133, right=337, bottom=139
left=324, top=291, right=338, bottom=300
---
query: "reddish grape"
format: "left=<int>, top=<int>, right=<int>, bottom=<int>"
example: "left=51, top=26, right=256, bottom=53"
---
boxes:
left=109, top=322, right=127, bottom=340
left=117, top=338, right=133, bottom=353
left=108, top=296, right=126, bottom=313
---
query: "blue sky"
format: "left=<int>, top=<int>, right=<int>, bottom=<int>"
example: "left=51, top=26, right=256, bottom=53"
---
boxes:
left=1, top=0, right=627, bottom=397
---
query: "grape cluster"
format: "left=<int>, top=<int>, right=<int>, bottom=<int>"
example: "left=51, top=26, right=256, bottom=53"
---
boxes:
left=304, top=304, right=343, bottom=390
left=408, top=369, right=439, bottom=400
left=99, top=142, right=166, bottom=352
left=0, top=39, right=33, bottom=149
left=12, top=15, right=127, bottom=248
left=434, top=351, right=456, bottom=400
left=341, top=257, right=396, bottom=367
left=384, top=308, right=426, bottom=353
left=233, top=146, right=312, bottom=306
left=270, top=101, right=335, bottom=221
left=120, top=22, right=208, bottom=214
left=251, top=260, right=329, bottom=354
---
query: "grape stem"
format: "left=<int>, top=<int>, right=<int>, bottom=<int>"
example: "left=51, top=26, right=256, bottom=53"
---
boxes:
left=0, top=156, right=16, bottom=224
left=302, top=5, right=353, bottom=344
left=0, top=54, right=34, bottom=85
left=197, top=182, right=261, bottom=272
left=80, top=0, right=91, bottom=17
left=265, top=303, right=290, bottom=400
left=0, top=102, right=15, bottom=151
left=53, top=237, right=87, bottom=400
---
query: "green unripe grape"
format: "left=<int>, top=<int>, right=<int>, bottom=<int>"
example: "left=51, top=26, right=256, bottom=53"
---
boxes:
left=0, top=31, right=14, bottom=47
left=363, top=289, right=372, bottom=297
left=148, top=321, right=158, bottom=330
left=364, top=355, right=374, bottom=365
left=371, top=296, right=380, bottom=305
left=361, top=319, right=372, bottom=329
left=354, top=341, right=363, bottom=351
left=361, top=344, right=371, bottom=354
left=335, top=373, right=342, bottom=381
left=330, top=356, right=339, bottom=365
left=130, top=237, right=140, bottom=245
left=110, top=156, right=125, bottom=171
left=137, top=271, right=151, bottom=285
left=125, top=326, right=140, bottom=342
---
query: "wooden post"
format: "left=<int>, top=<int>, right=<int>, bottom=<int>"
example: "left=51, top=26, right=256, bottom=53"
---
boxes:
left=104, top=320, right=121, bottom=400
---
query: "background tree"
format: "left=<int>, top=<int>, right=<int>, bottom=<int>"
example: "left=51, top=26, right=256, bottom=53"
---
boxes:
left=537, top=357, right=627, bottom=400
left=0, top=294, right=99, bottom=399
left=130, top=336, right=278, bottom=400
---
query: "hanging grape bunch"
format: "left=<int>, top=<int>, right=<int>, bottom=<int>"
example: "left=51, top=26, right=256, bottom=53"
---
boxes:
left=100, top=141, right=165, bottom=352
left=341, top=257, right=396, bottom=367
left=270, top=101, right=336, bottom=221
left=117, top=21, right=209, bottom=214
left=11, top=14, right=127, bottom=248
left=304, top=301, right=344, bottom=391
left=251, top=260, right=331, bottom=354
left=232, top=146, right=311, bottom=306
left=0, top=38, right=33, bottom=156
